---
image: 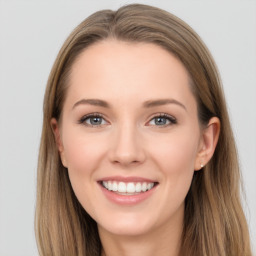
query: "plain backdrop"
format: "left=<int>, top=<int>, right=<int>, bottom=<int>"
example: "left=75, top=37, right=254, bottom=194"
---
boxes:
left=0, top=0, right=255, bottom=255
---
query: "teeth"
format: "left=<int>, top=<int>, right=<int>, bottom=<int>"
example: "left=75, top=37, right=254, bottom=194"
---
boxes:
left=112, top=181, right=118, bottom=191
left=147, top=183, right=153, bottom=190
left=118, top=182, right=126, bottom=193
left=142, top=182, right=147, bottom=192
left=103, top=181, right=108, bottom=188
left=126, top=183, right=135, bottom=193
left=108, top=181, right=113, bottom=191
left=135, top=182, right=142, bottom=192
left=102, top=181, right=155, bottom=193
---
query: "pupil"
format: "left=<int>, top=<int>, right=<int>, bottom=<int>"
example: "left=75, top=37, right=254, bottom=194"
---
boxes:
left=91, top=117, right=101, bottom=125
left=155, top=117, right=166, bottom=125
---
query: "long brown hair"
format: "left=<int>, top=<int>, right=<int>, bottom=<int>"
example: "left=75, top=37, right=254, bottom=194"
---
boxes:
left=35, top=4, right=252, bottom=255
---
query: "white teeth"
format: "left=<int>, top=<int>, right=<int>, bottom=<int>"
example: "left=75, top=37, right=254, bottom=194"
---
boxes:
left=126, top=183, right=136, bottom=193
left=112, top=181, right=118, bottom=191
left=147, top=183, right=153, bottom=190
left=118, top=182, right=126, bottom=193
left=135, top=182, right=142, bottom=192
left=142, top=182, right=147, bottom=192
left=103, top=181, right=108, bottom=188
left=108, top=181, right=113, bottom=191
left=102, top=181, right=155, bottom=193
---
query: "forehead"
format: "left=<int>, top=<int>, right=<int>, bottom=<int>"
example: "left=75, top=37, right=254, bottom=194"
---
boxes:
left=66, top=39, right=196, bottom=109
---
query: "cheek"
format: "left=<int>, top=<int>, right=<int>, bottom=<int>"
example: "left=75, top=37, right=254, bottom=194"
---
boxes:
left=149, top=130, right=199, bottom=196
left=61, top=130, right=108, bottom=213
left=62, top=129, right=106, bottom=174
left=150, top=131, right=199, bottom=172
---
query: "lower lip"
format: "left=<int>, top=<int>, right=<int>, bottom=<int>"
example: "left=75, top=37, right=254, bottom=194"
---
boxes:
left=99, top=183, right=157, bottom=205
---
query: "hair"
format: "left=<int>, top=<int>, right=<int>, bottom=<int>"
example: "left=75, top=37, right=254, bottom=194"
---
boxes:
left=35, top=4, right=252, bottom=256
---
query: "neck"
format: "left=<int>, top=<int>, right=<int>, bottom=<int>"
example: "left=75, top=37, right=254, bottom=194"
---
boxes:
left=99, top=207, right=183, bottom=256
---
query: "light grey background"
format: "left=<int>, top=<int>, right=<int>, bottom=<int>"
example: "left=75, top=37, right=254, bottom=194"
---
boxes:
left=0, top=1, right=255, bottom=255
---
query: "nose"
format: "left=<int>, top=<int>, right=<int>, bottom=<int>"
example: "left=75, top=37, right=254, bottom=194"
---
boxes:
left=108, top=123, right=146, bottom=166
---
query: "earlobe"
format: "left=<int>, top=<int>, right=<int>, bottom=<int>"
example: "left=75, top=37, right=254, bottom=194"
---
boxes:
left=50, top=118, right=68, bottom=167
left=51, top=118, right=63, bottom=151
left=194, top=117, right=220, bottom=171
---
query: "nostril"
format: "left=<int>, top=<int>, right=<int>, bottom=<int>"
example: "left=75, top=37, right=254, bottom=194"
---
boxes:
left=110, top=151, right=145, bottom=166
left=108, top=130, right=146, bottom=165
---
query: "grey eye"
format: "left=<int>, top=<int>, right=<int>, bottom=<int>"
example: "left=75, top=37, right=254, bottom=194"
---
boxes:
left=150, top=116, right=170, bottom=126
left=148, top=114, right=177, bottom=126
left=80, top=115, right=107, bottom=126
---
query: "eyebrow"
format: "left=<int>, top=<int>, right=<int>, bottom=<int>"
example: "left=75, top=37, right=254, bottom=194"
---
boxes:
left=72, top=98, right=187, bottom=111
left=72, top=99, right=110, bottom=109
left=143, top=99, right=187, bottom=111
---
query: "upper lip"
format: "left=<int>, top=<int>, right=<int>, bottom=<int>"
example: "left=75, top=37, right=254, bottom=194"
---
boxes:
left=98, top=176, right=158, bottom=183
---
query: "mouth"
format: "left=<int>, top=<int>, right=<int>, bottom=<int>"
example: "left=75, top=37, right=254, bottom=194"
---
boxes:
left=98, top=177, right=159, bottom=205
left=99, top=180, right=159, bottom=195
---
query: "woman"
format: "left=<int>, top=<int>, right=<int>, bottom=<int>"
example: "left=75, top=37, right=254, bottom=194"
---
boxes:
left=35, top=4, right=253, bottom=256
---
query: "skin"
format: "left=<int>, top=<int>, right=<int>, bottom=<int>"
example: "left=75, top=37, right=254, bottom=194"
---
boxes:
left=52, top=40, right=220, bottom=256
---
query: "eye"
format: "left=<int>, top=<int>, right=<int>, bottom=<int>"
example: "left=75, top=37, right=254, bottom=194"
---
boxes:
left=79, top=113, right=108, bottom=127
left=148, top=114, right=177, bottom=127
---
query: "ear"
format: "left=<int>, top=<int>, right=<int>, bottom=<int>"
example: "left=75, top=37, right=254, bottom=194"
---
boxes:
left=51, top=118, right=68, bottom=168
left=194, top=117, right=220, bottom=171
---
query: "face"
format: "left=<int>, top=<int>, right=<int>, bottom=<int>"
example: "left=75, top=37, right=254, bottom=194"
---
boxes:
left=54, top=40, right=207, bottom=238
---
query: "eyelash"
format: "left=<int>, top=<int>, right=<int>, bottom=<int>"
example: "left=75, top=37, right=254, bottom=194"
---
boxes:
left=148, top=113, right=177, bottom=127
left=78, top=113, right=106, bottom=127
left=78, top=113, right=177, bottom=127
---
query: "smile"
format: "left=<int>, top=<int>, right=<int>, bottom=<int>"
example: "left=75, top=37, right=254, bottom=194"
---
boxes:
left=101, top=181, right=157, bottom=194
left=98, top=176, right=159, bottom=205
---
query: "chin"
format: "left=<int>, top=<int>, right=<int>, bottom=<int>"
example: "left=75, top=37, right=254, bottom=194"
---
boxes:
left=96, top=212, right=157, bottom=237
